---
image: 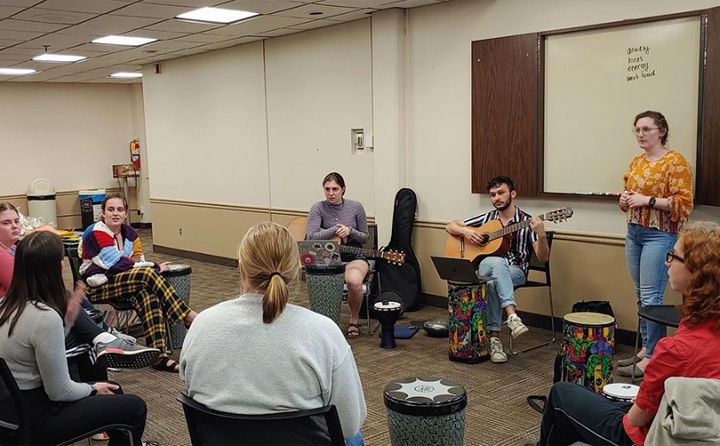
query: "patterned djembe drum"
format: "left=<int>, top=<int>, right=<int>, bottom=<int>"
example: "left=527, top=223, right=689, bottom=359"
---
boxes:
left=384, top=377, right=467, bottom=446
left=163, top=264, right=192, bottom=349
left=305, top=265, right=346, bottom=324
left=561, top=311, right=615, bottom=393
left=448, top=283, right=488, bottom=363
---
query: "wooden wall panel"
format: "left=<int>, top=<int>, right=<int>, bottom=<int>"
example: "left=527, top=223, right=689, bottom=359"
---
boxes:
left=471, top=33, right=538, bottom=195
left=697, top=6, right=720, bottom=206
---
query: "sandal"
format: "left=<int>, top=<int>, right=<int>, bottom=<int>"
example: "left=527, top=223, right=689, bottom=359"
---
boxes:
left=347, top=323, right=361, bottom=338
left=152, top=356, right=179, bottom=373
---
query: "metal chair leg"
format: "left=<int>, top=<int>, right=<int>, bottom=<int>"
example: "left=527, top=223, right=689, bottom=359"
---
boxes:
left=631, top=316, right=642, bottom=383
left=509, top=288, right=556, bottom=355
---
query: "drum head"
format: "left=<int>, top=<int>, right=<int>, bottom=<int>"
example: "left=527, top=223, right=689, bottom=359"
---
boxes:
left=602, top=383, right=639, bottom=400
left=563, top=311, right=615, bottom=326
left=374, top=300, right=402, bottom=311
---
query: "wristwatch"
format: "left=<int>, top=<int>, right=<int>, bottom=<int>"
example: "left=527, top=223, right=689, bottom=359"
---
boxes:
left=648, top=197, right=657, bottom=208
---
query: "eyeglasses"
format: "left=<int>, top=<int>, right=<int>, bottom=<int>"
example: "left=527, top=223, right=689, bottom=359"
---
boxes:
left=632, top=126, right=659, bottom=135
left=666, top=250, right=684, bottom=264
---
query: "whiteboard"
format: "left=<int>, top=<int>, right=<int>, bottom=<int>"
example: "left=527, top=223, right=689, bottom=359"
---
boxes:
left=543, top=17, right=701, bottom=194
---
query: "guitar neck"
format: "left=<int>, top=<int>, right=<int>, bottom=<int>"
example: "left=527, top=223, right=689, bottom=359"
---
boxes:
left=487, top=214, right=546, bottom=241
left=339, top=245, right=378, bottom=258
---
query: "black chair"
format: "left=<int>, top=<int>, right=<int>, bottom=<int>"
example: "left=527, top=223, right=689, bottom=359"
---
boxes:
left=631, top=304, right=683, bottom=382
left=509, top=232, right=556, bottom=354
left=0, top=357, right=134, bottom=446
left=176, top=392, right=345, bottom=446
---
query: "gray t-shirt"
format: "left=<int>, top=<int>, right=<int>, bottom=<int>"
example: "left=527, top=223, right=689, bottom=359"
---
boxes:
left=180, top=294, right=367, bottom=439
left=0, top=302, right=92, bottom=401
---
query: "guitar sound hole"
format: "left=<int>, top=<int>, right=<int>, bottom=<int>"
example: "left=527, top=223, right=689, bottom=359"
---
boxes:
left=479, top=233, right=489, bottom=245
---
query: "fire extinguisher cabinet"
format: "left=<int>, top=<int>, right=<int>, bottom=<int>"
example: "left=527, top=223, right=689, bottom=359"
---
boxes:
left=27, top=179, right=57, bottom=227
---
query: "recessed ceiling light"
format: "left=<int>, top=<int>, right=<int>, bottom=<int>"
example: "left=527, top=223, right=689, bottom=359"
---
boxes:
left=110, top=72, right=143, bottom=79
left=33, top=54, right=86, bottom=63
left=93, top=36, right=157, bottom=46
left=0, top=68, right=36, bottom=75
left=176, top=7, right=259, bottom=24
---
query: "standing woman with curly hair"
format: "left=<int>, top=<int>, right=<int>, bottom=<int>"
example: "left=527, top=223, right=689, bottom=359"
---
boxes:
left=532, top=222, right=720, bottom=446
left=617, top=111, right=693, bottom=377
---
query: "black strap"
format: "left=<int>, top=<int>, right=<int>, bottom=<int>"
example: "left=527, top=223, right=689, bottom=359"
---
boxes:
left=527, top=395, right=546, bottom=414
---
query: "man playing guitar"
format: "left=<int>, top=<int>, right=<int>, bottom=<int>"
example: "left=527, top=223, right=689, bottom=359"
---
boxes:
left=445, top=176, right=550, bottom=363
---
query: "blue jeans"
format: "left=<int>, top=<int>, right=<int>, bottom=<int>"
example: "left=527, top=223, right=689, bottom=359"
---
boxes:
left=625, top=223, right=676, bottom=358
left=478, top=256, right=527, bottom=332
left=346, top=431, right=364, bottom=446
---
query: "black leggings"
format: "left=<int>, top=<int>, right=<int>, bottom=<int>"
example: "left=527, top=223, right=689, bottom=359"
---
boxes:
left=21, top=383, right=146, bottom=446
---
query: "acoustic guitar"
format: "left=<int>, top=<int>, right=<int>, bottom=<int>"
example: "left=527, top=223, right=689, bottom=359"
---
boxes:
left=444, top=208, right=574, bottom=264
left=335, top=239, right=406, bottom=265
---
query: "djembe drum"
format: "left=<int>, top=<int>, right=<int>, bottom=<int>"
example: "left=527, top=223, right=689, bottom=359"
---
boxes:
left=384, top=377, right=467, bottom=446
left=561, top=312, right=615, bottom=393
left=602, top=383, right=639, bottom=403
left=447, top=282, right=488, bottom=363
left=163, top=264, right=192, bottom=349
left=374, top=300, right=403, bottom=349
left=305, top=264, right=346, bottom=324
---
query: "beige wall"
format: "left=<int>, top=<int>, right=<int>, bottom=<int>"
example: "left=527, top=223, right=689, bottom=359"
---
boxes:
left=139, top=0, right=720, bottom=332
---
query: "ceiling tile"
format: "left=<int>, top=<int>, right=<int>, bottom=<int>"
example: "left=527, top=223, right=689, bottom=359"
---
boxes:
left=33, top=32, right=105, bottom=49
left=379, top=0, right=441, bottom=9
left=289, top=19, right=343, bottom=31
left=258, top=27, right=303, bottom=37
left=219, top=0, right=300, bottom=15
left=199, top=35, right=263, bottom=49
left=0, top=6, right=24, bottom=19
left=271, top=4, right=356, bottom=20
left=11, top=8, right=99, bottom=24
left=59, top=14, right=163, bottom=35
left=33, top=0, right=134, bottom=14
left=172, top=32, right=237, bottom=43
left=203, top=15, right=309, bottom=36
left=328, top=9, right=375, bottom=22
left=145, top=18, right=224, bottom=33
left=0, top=38, right=23, bottom=47
left=137, top=0, right=228, bottom=7
left=318, top=0, right=387, bottom=6
left=122, top=28, right=189, bottom=40
left=69, top=42, right=135, bottom=53
left=112, top=3, right=194, bottom=19
left=0, top=29, right=45, bottom=41
left=2, top=0, right=47, bottom=6
left=0, top=18, right=68, bottom=33
left=0, top=46, right=45, bottom=57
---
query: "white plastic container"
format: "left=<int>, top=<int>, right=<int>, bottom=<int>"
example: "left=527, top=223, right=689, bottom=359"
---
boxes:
left=27, top=179, right=57, bottom=227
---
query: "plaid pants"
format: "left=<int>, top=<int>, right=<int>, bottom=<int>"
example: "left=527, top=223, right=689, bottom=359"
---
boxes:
left=86, top=267, right=191, bottom=357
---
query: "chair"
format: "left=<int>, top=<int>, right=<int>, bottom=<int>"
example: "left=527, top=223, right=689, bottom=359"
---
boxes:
left=631, top=304, right=683, bottom=382
left=508, top=232, right=556, bottom=355
left=0, top=357, right=134, bottom=446
left=176, top=392, right=345, bottom=446
left=286, top=217, right=380, bottom=334
left=63, top=245, right=172, bottom=349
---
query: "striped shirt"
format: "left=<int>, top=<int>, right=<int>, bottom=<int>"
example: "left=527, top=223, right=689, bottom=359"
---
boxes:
left=306, top=199, right=369, bottom=246
left=464, top=206, right=537, bottom=274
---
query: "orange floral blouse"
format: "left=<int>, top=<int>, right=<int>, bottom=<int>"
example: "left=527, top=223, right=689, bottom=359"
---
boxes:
left=622, top=150, right=693, bottom=234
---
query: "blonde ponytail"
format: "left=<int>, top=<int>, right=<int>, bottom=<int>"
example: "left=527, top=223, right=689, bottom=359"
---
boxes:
left=238, top=222, right=300, bottom=324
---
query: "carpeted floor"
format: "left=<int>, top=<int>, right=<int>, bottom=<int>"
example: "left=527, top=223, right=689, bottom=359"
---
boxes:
left=74, top=229, right=636, bottom=446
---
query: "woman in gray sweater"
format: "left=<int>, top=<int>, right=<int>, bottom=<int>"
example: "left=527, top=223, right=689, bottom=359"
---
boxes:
left=0, top=231, right=146, bottom=445
left=181, top=221, right=367, bottom=445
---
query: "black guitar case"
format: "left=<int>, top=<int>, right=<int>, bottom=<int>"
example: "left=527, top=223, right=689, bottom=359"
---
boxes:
left=376, top=188, right=422, bottom=311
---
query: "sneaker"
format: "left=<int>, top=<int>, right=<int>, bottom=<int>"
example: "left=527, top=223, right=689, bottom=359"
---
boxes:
left=489, top=337, right=507, bottom=363
left=506, top=314, right=529, bottom=339
left=110, top=328, right=137, bottom=345
left=96, top=338, right=160, bottom=369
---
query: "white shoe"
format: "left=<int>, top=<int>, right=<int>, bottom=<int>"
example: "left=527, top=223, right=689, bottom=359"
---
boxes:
left=489, top=337, right=507, bottom=363
left=506, top=314, right=529, bottom=339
